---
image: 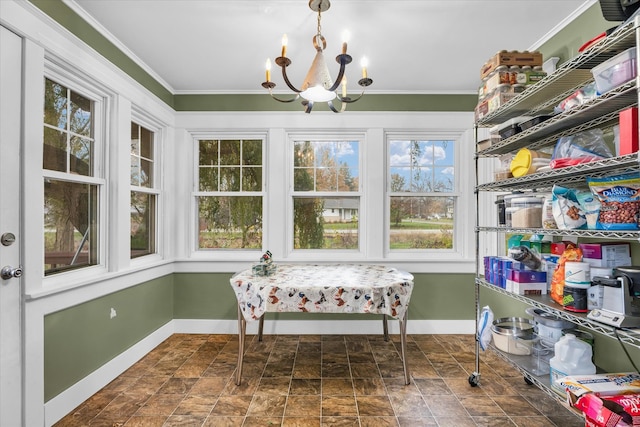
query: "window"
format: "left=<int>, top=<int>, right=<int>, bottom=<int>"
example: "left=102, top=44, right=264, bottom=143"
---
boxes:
left=43, top=78, right=101, bottom=274
left=292, top=139, right=360, bottom=250
left=388, top=138, right=456, bottom=250
left=130, top=122, right=157, bottom=258
left=196, top=138, right=263, bottom=249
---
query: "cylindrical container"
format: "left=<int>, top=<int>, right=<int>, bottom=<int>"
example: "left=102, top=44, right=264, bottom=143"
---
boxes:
left=563, top=285, right=588, bottom=312
left=510, top=196, right=544, bottom=228
left=491, top=317, right=535, bottom=355
left=509, top=246, right=542, bottom=270
left=549, top=334, right=596, bottom=394
left=565, top=262, right=591, bottom=288
left=525, top=307, right=573, bottom=347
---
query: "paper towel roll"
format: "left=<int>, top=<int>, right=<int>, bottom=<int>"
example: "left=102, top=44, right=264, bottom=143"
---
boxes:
left=565, top=261, right=591, bottom=288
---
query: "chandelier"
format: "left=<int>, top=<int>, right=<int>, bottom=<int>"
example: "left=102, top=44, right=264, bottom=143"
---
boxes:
left=261, top=0, right=372, bottom=113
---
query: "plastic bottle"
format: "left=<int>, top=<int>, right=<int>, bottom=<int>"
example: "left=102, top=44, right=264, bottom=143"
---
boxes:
left=549, top=333, right=596, bottom=394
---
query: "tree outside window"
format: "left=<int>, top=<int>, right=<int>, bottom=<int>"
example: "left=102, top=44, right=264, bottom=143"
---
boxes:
left=197, top=139, right=263, bottom=249
left=388, top=139, right=455, bottom=250
left=292, top=139, right=359, bottom=250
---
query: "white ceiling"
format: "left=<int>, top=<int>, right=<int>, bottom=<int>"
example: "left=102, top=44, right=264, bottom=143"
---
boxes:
left=69, top=0, right=594, bottom=96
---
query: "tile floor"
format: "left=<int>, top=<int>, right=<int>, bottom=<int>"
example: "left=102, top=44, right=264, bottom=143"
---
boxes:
left=54, top=333, right=584, bottom=427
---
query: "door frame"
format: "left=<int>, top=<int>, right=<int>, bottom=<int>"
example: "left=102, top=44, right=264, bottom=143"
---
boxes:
left=0, top=24, right=25, bottom=427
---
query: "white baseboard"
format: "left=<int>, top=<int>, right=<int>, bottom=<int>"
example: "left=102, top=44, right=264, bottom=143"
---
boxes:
left=174, top=318, right=475, bottom=335
left=44, top=321, right=175, bottom=427
left=46, top=318, right=474, bottom=426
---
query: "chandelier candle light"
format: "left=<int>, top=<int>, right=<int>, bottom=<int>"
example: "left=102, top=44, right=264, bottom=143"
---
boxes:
left=261, top=0, right=373, bottom=113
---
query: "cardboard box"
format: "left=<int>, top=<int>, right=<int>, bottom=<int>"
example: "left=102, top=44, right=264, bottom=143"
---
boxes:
left=480, top=50, right=543, bottom=79
left=619, top=107, right=639, bottom=156
left=551, top=241, right=577, bottom=255
left=579, top=242, right=632, bottom=268
left=557, top=373, right=640, bottom=399
left=579, top=243, right=631, bottom=260
left=584, top=256, right=632, bottom=268
left=574, top=393, right=640, bottom=427
left=506, top=268, right=547, bottom=295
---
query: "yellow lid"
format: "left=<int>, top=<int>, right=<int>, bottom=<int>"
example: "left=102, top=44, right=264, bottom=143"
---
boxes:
left=510, top=148, right=532, bottom=177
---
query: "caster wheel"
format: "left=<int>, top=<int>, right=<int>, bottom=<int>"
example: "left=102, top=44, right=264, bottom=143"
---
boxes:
left=524, top=377, right=533, bottom=385
left=468, top=373, right=480, bottom=387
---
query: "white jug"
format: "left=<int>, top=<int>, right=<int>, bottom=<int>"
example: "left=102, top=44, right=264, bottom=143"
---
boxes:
left=549, top=333, right=596, bottom=394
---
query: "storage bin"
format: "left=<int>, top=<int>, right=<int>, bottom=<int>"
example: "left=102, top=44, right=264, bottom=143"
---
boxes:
left=491, top=317, right=535, bottom=355
left=510, top=195, right=544, bottom=228
left=592, top=47, right=637, bottom=94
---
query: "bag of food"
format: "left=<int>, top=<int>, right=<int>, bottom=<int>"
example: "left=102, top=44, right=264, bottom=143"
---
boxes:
left=587, top=172, right=640, bottom=230
left=550, top=244, right=582, bottom=305
left=551, top=185, right=587, bottom=229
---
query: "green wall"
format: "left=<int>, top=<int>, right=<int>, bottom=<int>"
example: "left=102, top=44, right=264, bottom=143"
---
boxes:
left=44, top=276, right=174, bottom=401
left=173, top=272, right=475, bottom=321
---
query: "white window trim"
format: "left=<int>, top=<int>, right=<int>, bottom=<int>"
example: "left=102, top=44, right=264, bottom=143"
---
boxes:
left=130, top=110, right=165, bottom=266
left=285, top=131, right=367, bottom=260
left=41, top=61, right=110, bottom=289
left=384, top=130, right=471, bottom=263
left=188, top=131, right=268, bottom=261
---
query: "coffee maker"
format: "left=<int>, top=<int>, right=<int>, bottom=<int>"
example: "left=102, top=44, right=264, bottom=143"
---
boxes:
left=588, top=266, right=640, bottom=328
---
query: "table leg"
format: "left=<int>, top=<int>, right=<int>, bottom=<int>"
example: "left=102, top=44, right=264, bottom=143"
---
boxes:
left=399, top=309, right=410, bottom=385
left=382, top=315, right=389, bottom=341
left=258, top=314, right=264, bottom=342
left=235, top=304, right=246, bottom=386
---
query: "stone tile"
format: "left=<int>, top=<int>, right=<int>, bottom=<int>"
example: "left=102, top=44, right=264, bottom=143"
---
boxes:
left=352, top=378, right=387, bottom=396
left=209, top=395, right=252, bottom=417
left=322, top=378, right=354, bottom=395
left=359, top=416, right=399, bottom=426
left=285, top=395, right=321, bottom=417
left=356, top=395, right=394, bottom=416
left=283, top=417, right=322, bottom=427
left=493, top=395, right=544, bottom=417
left=122, top=415, right=167, bottom=426
left=290, top=378, right=322, bottom=395
left=246, top=395, right=287, bottom=417
left=321, top=395, right=358, bottom=416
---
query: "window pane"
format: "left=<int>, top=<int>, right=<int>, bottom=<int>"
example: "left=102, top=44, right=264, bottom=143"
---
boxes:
left=70, top=135, right=92, bottom=176
left=44, top=179, right=98, bottom=274
left=389, top=140, right=454, bottom=193
left=219, top=140, right=240, bottom=165
left=199, top=140, right=218, bottom=165
left=293, top=140, right=359, bottom=192
left=198, top=196, right=262, bottom=249
left=389, top=196, right=454, bottom=249
left=43, top=127, right=67, bottom=172
left=220, top=167, right=240, bottom=191
left=199, top=167, right=218, bottom=191
left=294, top=168, right=314, bottom=191
left=242, top=166, right=261, bottom=192
left=44, top=78, right=67, bottom=129
left=140, top=159, right=152, bottom=187
left=140, top=127, right=153, bottom=159
left=131, top=123, right=140, bottom=155
left=293, top=197, right=359, bottom=249
left=69, top=90, right=92, bottom=137
left=242, top=139, right=262, bottom=165
left=131, top=191, right=156, bottom=258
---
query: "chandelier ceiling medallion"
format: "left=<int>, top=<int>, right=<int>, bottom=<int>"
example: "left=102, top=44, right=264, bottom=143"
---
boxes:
left=262, top=0, right=372, bottom=113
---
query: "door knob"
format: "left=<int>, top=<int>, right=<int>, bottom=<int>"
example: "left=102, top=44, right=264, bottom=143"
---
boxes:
left=1, top=265, right=23, bottom=280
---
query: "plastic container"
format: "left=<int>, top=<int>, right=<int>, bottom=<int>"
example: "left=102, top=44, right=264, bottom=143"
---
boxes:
left=525, top=307, right=574, bottom=347
left=510, top=148, right=551, bottom=177
left=549, top=334, right=596, bottom=394
left=592, top=46, right=637, bottom=94
left=510, top=195, right=544, bottom=228
left=491, top=317, right=535, bottom=355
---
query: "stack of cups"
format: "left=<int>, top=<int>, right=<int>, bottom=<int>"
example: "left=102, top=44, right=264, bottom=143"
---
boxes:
left=563, top=262, right=591, bottom=312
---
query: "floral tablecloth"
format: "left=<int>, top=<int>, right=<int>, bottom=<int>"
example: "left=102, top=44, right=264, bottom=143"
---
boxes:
left=230, top=264, right=414, bottom=322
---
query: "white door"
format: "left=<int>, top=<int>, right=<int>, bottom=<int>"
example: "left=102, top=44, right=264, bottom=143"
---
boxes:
left=0, top=25, right=25, bottom=426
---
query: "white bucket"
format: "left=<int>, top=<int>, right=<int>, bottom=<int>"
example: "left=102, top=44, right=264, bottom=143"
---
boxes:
left=549, top=333, right=596, bottom=394
left=565, top=262, right=591, bottom=288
